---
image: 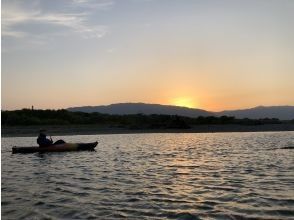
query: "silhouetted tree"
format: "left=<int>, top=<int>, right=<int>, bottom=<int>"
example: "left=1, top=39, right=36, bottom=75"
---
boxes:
left=1, top=109, right=284, bottom=128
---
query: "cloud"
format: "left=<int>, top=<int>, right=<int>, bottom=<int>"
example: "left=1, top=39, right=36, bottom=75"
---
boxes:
left=34, top=12, right=108, bottom=39
left=2, top=0, right=112, bottom=44
left=71, top=0, right=114, bottom=10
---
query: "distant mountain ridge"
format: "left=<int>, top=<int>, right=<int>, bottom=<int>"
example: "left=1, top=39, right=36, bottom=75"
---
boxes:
left=68, top=103, right=212, bottom=118
left=216, top=105, right=294, bottom=120
left=67, top=103, right=294, bottom=120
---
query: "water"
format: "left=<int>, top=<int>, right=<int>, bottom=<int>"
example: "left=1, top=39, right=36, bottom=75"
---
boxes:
left=2, top=132, right=294, bottom=220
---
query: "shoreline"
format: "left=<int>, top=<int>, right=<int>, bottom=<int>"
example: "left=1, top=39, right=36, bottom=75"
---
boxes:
left=2, top=124, right=294, bottom=137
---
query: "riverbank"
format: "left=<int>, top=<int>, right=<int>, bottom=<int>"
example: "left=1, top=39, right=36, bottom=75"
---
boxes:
left=2, top=124, right=294, bottom=137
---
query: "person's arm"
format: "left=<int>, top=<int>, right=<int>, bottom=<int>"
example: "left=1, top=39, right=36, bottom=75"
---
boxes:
left=45, top=137, right=53, bottom=145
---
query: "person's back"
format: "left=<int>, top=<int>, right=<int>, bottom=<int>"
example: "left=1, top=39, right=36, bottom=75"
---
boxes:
left=37, top=132, right=53, bottom=147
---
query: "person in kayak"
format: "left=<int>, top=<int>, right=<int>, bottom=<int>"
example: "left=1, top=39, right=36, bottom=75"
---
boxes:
left=37, top=130, right=65, bottom=147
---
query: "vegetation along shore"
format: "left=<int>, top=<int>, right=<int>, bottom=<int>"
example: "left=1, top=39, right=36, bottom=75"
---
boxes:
left=2, top=109, right=294, bottom=137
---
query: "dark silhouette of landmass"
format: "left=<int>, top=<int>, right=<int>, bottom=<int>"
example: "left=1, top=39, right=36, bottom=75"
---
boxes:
left=2, top=104, right=294, bottom=136
left=1, top=108, right=293, bottom=127
left=68, top=103, right=294, bottom=120
left=2, top=108, right=294, bottom=136
left=217, top=106, right=294, bottom=120
left=68, top=103, right=212, bottom=117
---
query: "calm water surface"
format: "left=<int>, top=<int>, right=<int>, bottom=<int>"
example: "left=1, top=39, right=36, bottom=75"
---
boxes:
left=2, top=132, right=294, bottom=219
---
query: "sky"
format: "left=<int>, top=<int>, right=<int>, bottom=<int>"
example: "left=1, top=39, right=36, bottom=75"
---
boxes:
left=2, top=0, right=294, bottom=111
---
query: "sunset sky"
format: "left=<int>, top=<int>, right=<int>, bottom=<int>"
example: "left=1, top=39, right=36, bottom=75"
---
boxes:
left=2, top=0, right=294, bottom=111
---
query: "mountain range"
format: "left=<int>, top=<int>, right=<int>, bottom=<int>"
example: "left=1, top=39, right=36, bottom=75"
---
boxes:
left=67, top=103, right=294, bottom=120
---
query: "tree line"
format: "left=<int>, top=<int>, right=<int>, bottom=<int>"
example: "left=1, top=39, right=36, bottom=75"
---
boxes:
left=1, top=109, right=287, bottom=129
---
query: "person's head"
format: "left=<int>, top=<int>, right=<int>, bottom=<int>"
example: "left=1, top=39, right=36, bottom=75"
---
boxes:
left=39, top=129, right=47, bottom=136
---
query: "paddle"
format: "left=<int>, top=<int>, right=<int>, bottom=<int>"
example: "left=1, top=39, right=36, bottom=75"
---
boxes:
left=49, top=135, right=53, bottom=143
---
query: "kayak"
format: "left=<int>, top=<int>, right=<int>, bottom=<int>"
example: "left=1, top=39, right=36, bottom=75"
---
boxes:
left=12, top=141, right=98, bottom=154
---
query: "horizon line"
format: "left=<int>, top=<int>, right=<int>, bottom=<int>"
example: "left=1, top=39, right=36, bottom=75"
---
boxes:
left=2, top=102, right=294, bottom=113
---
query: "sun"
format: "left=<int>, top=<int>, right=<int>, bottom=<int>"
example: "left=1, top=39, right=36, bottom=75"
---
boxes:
left=171, top=97, right=196, bottom=108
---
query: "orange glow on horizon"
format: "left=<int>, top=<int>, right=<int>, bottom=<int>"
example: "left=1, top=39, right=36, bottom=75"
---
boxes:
left=170, top=97, right=197, bottom=108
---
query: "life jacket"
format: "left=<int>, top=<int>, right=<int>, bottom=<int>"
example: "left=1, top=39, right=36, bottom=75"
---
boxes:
left=37, top=134, right=53, bottom=147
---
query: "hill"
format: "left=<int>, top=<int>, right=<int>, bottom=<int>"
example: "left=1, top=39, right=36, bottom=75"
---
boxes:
left=67, top=103, right=213, bottom=118
left=217, top=106, right=294, bottom=120
left=68, top=103, right=294, bottom=120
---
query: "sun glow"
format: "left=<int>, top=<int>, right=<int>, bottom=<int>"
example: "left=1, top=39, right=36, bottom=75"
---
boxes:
left=171, top=97, right=196, bottom=108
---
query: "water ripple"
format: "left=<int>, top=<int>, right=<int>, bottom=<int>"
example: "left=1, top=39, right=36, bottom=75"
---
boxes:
left=2, top=132, right=294, bottom=219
